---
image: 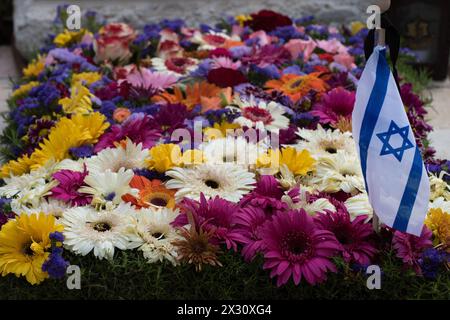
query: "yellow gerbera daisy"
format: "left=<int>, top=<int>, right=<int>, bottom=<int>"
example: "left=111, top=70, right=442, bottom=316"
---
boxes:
left=425, top=208, right=450, bottom=246
left=0, top=112, right=109, bottom=177
left=235, top=14, right=252, bottom=26
left=71, top=72, right=102, bottom=86
left=53, top=28, right=89, bottom=47
left=11, top=81, right=40, bottom=99
left=257, top=147, right=315, bottom=176
left=203, top=121, right=241, bottom=141
left=0, top=154, right=34, bottom=178
left=59, top=82, right=94, bottom=114
left=147, top=144, right=183, bottom=173
left=0, top=213, right=63, bottom=285
left=23, top=56, right=46, bottom=78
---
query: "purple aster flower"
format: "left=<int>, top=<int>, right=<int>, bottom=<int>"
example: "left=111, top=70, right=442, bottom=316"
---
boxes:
left=69, top=145, right=94, bottom=159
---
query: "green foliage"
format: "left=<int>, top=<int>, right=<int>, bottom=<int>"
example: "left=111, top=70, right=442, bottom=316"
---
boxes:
left=0, top=250, right=448, bottom=300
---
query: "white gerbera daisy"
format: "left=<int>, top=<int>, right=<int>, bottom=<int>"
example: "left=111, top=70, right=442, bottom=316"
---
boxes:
left=429, top=196, right=450, bottom=213
left=60, top=203, right=138, bottom=260
left=78, top=167, right=137, bottom=208
left=295, top=125, right=356, bottom=158
left=128, top=207, right=181, bottom=265
left=86, top=139, right=148, bottom=173
left=0, top=168, right=58, bottom=208
left=190, top=30, right=239, bottom=50
left=151, top=56, right=199, bottom=77
left=200, top=136, right=268, bottom=167
left=230, top=96, right=289, bottom=132
left=12, top=198, right=69, bottom=217
left=281, top=189, right=336, bottom=215
left=309, top=151, right=365, bottom=194
left=344, top=193, right=373, bottom=221
left=165, top=163, right=255, bottom=202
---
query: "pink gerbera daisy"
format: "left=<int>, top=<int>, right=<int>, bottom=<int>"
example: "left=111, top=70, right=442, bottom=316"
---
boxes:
left=94, top=113, right=161, bottom=152
left=311, top=87, right=355, bottom=126
left=261, top=209, right=340, bottom=286
left=392, top=226, right=433, bottom=274
left=50, top=166, right=92, bottom=206
left=125, top=67, right=178, bottom=90
left=315, top=208, right=377, bottom=265
left=173, top=194, right=242, bottom=251
left=233, top=205, right=269, bottom=262
left=240, top=175, right=287, bottom=214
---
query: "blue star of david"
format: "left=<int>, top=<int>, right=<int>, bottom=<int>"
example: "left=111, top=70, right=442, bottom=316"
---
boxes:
left=376, top=120, right=414, bottom=162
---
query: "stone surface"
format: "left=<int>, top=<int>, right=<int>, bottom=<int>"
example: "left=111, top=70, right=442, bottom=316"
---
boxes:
left=0, top=46, right=19, bottom=132
left=14, top=0, right=374, bottom=59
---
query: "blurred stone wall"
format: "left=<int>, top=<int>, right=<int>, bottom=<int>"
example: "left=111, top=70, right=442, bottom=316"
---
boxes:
left=14, top=0, right=373, bottom=59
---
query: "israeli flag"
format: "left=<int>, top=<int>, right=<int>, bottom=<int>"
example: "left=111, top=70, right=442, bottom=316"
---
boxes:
left=352, top=46, right=429, bottom=236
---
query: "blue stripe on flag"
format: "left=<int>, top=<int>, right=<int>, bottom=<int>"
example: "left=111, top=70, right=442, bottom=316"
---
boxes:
left=393, top=146, right=423, bottom=231
left=358, top=50, right=390, bottom=193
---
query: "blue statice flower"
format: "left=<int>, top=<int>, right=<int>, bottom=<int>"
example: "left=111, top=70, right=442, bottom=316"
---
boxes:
left=133, top=169, right=168, bottom=182
left=48, top=48, right=98, bottom=72
left=418, top=248, right=449, bottom=279
left=42, top=247, right=69, bottom=279
left=295, top=15, right=315, bottom=25
left=160, top=18, right=185, bottom=32
left=70, top=145, right=94, bottom=159
left=270, top=25, right=305, bottom=41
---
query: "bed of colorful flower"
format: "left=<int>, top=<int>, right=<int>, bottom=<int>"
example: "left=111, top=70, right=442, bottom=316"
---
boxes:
left=0, top=9, right=448, bottom=298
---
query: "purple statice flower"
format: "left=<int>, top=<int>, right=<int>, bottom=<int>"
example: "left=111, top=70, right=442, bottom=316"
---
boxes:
left=173, top=194, right=243, bottom=251
left=269, top=25, right=305, bottom=41
left=94, top=113, right=161, bottom=152
left=47, top=48, right=98, bottom=71
left=42, top=247, right=69, bottom=279
left=69, top=145, right=94, bottom=159
left=240, top=175, right=287, bottom=214
left=234, top=205, right=269, bottom=261
left=160, top=18, right=185, bottom=32
left=418, top=248, right=449, bottom=279
left=392, top=226, right=433, bottom=274
left=315, top=208, right=377, bottom=265
left=133, top=168, right=168, bottom=182
left=49, top=231, right=65, bottom=243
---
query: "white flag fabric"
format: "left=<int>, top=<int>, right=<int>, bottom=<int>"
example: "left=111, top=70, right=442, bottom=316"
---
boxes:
left=352, top=46, right=429, bottom=236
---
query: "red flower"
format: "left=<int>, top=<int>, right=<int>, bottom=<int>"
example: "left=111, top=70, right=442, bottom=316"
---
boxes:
left=245, top=10, right=292, bottom=32
left=207, top=67, right=247, bottom=88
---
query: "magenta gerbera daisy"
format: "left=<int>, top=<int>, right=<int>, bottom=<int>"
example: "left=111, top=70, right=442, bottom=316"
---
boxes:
left=392, top=226, right=433, bottom=274
left=261, top=209, right=340, bottom=286
left=94, top=113, right=161, bottom=152
left=50, top=166, right=92, bottom=206
left=311, top=87, right=355, bottom=126
left=315, top=208, right=377, bottom=265
left=173, top=194, right=242, bottom=251
left=233, top=205, right=269, bottom=262
left=240, top=175, right=287, bottom=214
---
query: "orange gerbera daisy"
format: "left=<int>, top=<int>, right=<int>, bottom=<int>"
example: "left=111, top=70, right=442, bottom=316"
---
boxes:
left=122, top=176, right=176, bottom=209
left=265, top=72, right=329, bottom=103
left=153, top=81, right=232, bottom=112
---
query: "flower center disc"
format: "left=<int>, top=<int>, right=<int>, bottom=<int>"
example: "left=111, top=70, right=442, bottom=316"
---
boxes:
left=242, top=106, right=273, bottom=125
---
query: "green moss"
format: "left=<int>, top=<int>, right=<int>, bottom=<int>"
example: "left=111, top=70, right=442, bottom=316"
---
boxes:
left=1, top=250, right=448, bottom=300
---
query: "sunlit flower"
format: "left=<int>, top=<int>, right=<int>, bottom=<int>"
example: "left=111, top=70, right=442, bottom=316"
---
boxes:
left=0, top=213, right=63, bottom=285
